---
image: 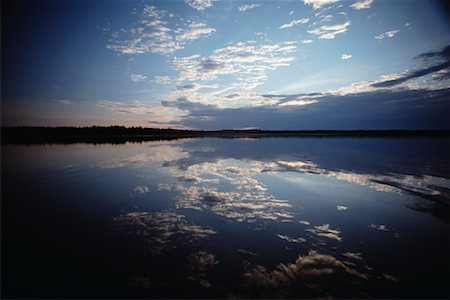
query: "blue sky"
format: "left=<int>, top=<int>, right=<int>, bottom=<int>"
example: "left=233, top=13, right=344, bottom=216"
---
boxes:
left=2, top=0, right=450, bottom=129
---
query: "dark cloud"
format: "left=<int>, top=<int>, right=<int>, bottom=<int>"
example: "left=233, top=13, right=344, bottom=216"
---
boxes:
left=177, top=84, right=198, bottom=90
left=372, top=45, right=450, bottom=87
left=164, top=89, right=450, bottom=130
left=201, top=59, right=223, bottom=72
left=161, top=97, right=218, bottom=112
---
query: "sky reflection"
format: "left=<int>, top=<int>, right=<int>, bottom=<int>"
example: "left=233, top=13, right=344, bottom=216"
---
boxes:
left=2, top=137, right=449, bottom=298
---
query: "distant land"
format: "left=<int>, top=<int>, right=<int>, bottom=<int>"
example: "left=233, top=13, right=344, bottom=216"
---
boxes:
left=1, top=126, right=449, bottom=144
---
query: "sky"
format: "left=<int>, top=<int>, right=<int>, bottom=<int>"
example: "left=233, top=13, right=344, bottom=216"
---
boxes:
left=2, top=0, right=450, bottom=129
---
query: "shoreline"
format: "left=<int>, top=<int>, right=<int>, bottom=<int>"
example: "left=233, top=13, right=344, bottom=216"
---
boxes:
left=2, top=127, right=449, bottom=144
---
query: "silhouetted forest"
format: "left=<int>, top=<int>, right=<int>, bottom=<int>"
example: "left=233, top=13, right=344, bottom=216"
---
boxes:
left=1, top=126, right=449, bottom=144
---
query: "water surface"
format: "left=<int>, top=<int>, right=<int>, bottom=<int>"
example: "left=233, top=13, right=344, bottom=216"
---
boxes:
left=2, top=137, right=449, bottom=298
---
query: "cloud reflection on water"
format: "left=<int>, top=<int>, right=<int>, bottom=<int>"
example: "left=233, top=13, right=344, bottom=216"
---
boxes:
left=114, top=210, right=216, bottom=254
left=243, top=250, right=378, bottom=298
left=107, top=138, right=447, bottom=297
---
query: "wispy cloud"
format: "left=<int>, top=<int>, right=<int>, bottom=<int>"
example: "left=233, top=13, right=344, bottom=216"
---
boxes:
left=279, top=18, right=309, bottom=29
left=308, top=21, right=351, bottom=39
left=375, top=29, right=400, bottom=40
left=372, top=44, right=450, bottom=87
left=238, top=3, right=260, bottom=12
left=350, top=0, right=374, bottom=10
left=131, top=74, right=148, bottom=82
left=277, top=234, right=306, bottom=243
left=302, top=39, right=314, bottom=44
left=171, top=41, right=297, bottom=95
left=97, top=100, right=156, bottom=115
left=185, top=0, right=214, bottom=10
left=341, top=53, right=352, bottom=59
left=53, top=99, right=72, bottom=105
left=175, top=21, right=216, bottom=42
left=303, top=0, right=340, bottom=9
left=307, top=224, right=342, bottom=241
left=154, top=75, right=172, bottom=85
left=107, top=5, right=215, bottom=55
left=278, top=99, right=319, bottom=106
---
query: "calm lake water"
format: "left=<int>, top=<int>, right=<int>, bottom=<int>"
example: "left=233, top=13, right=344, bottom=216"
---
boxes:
left=2, top=137, right=449, bottom=299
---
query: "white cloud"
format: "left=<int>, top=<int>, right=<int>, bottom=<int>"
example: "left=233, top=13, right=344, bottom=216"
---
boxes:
left=303, top=0, right=340, bottom=9
left=175, top=22, right=216, bottom=42
left=341, top=53, right=352, bottom=59
left=108, top=5, right=215, bottom=55
left=302, top=39, right=314, bottom=44
left=172, top=41, right=297, bottom=96
left=278, top=99, right=319, bottom=106
left=375, top=29, right=400, bottom=40
left=134, top=185, right=150, bottom=193
left=131, top=74, right=148, bottom=82
left=185, top=0, right=214, bottom=10
left=238, top=3, right=260, bottom=12
left=350, top=0, right=373, bottom=10
left=279, top=18, right=310, bottom=29
left=154, top=75, right=172, bottom=85
left=337, top=205, right=348, bottom=211
left=289, top=10, right=294, bottom=15
left=308, top=21, right=351, bottom=39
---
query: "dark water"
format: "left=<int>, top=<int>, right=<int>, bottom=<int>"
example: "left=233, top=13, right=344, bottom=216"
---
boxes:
left=2, top=138, right=449, bottom=299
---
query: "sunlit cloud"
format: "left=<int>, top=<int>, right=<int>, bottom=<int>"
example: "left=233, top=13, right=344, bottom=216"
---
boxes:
left=171, top=41, right=297, bottom=102
left=375, top=29, right=400, bottom=40
left=107, top=5, right=215, bottom=55
left=341, top=53, right=352, bottom=59
left=131, top=73, right=148, bottom=82
left=302, top=39, right=314, bottom=44
left=308, top=21, right=351, bottom=39
left=350, top=0, right=374, bottom=10
left=175, top=21, right=216, bottom=42
left=279, top=18, right=310, bottom=29
left=185, top=0, right=214, bottom=10
left=278, top=99, right=319, bottom=106
left=154, top=75, right=172, bottom=85
left=238, top=3, right=260, bottom=12
left=303, top=0, right=340, bottom=10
